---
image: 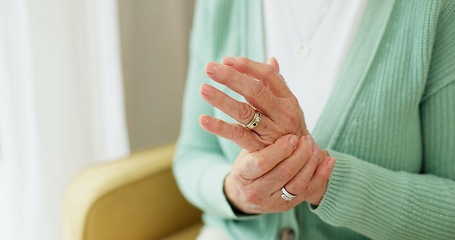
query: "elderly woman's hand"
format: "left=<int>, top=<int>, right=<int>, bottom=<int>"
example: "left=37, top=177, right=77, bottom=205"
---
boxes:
left=200, top=57, right=308, bottom=152
left=199, top=56, right=335, bottom=209
left=224, top=134, right=335, bottom=214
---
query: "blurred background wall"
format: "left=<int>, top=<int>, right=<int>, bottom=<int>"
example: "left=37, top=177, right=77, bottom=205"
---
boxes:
left=118, top=0, right=196, bottom=151
left=0, top=1, right=197, bottom=239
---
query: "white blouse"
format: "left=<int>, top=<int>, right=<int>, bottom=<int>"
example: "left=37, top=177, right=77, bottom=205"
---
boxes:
left=263, top=0, right=367, bottom=132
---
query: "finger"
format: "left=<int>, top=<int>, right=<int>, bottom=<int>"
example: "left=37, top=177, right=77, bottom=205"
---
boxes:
left=238, top=134, right=299, bottom=180
left=199, top=115, right=265, bottom=152
left=283, top=136, right=321, bottom=196
left=267, top=57, right=279, bottom=72
left=268, top=187, right=302, bottom=212
left=251, top=136, right=313, bottom=192
left=222, top=57, right=290, bottom=97
left=205, top=62, right=278, bottom=116
left=200, top=83, right=275, bottom=135
left=304, top=156, right=336, bottom=205
left=267, top=153, right=333, bottom=212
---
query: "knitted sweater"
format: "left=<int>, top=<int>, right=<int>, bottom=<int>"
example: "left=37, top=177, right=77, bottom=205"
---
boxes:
left=173, top=0, right=455, bottom=239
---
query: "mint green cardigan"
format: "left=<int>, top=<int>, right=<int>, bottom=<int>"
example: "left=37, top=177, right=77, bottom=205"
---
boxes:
left=173, top=0, right=455, bottom=239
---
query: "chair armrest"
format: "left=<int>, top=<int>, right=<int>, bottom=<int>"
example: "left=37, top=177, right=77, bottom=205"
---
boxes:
left=63, top=144, right=202, bottom=240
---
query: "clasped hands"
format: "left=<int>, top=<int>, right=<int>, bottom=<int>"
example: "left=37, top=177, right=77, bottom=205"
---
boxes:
left=199, top=57, right=335, bottom=214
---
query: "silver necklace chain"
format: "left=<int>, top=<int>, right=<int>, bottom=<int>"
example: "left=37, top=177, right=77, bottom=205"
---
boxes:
left=286, top=0, right=334, bottom=58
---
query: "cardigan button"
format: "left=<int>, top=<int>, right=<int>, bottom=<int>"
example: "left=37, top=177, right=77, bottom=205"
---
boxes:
left=279, top=228, right=295, bottom=240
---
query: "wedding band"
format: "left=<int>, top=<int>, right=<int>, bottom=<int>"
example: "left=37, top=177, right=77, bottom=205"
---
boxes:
left=245, top=111, right=262, bottom=129
left=281, top=187, right=297, bottom=201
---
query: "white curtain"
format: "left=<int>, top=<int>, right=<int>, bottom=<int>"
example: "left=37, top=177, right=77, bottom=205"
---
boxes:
left=0, top=1, right=129, bottom=240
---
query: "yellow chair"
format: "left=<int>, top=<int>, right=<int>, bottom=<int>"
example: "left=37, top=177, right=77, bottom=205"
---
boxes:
left=63, top=144, right=203, bottom=240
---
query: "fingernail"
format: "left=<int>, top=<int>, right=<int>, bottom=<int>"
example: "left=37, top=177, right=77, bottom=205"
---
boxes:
left=305, top=135, right=314, bottom=145
left=328, top=157, right=336, bottom=166
left=289, top=135, right=299, bottom=146
left=205, top=62, right=220, bottom=74
left=200, top=115, right=210, bottom=125
left=200, top=84, right=214, bottom=96
left=223, top=57, right=236, bottom=66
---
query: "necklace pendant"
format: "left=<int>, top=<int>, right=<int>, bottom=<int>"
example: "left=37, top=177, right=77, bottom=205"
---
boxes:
left=296, top=43, right=310, bottom=58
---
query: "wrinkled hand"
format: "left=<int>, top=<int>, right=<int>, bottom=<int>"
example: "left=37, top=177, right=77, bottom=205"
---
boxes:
left=199, top=56, right=335, bottom=208
left=225, top=134, right=335, bottom=214
left=200, top=57, right=307, bottom=152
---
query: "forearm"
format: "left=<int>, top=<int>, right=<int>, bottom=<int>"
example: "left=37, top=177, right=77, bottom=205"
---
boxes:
left=313, top=80, right=455, bottom=239
left=173, top=141, right=235, bottom=218
left=312, top=150, right=455, bottom=240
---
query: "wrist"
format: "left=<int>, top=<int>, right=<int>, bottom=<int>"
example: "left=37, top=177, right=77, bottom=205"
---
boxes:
left=223, top=173, right=257, bottom=216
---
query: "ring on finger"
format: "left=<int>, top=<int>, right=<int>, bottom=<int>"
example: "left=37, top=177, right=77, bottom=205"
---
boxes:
left=281, top=187, right=297, bottom=201
left=244, top=110, right=262, bottom=130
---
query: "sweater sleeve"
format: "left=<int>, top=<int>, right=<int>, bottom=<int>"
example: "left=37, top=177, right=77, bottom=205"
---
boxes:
left=313, top=139, right=455, bottom=239
left=311, top=3, right=455, bottom=239
left=172, top=0, right=249, bottom=219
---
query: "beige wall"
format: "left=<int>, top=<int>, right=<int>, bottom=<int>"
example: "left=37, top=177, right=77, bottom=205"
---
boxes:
left=118, top=0, right=195, bottom=150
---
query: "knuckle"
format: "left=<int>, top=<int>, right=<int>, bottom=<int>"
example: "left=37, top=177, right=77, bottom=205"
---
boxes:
left=257, top=160, right=271, bottom=173
left=249, top=82, right=267, bottom=98
left=288, top=96, right=300, bottom=106
left=253, top=155, right=267, bottom=171
left=231, top=125, right=245, bottom=141
left=237, top=57, right=250, bottom=70
left=263, top=64, right=275, bottom=76
left=305, top=185, right=316, bottom=197
left=244, top=188, right=260, bottom=204
left=282, top=109, right=298, bottom=125
left=288, top=114, right=298, bottom=125
left=294, top=181, right=309, bottom=193
left=239, top=103, right=254, bottom=122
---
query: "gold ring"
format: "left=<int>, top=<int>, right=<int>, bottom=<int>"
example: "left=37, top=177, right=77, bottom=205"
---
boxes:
left=245, top=111, right=262, bottom=129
